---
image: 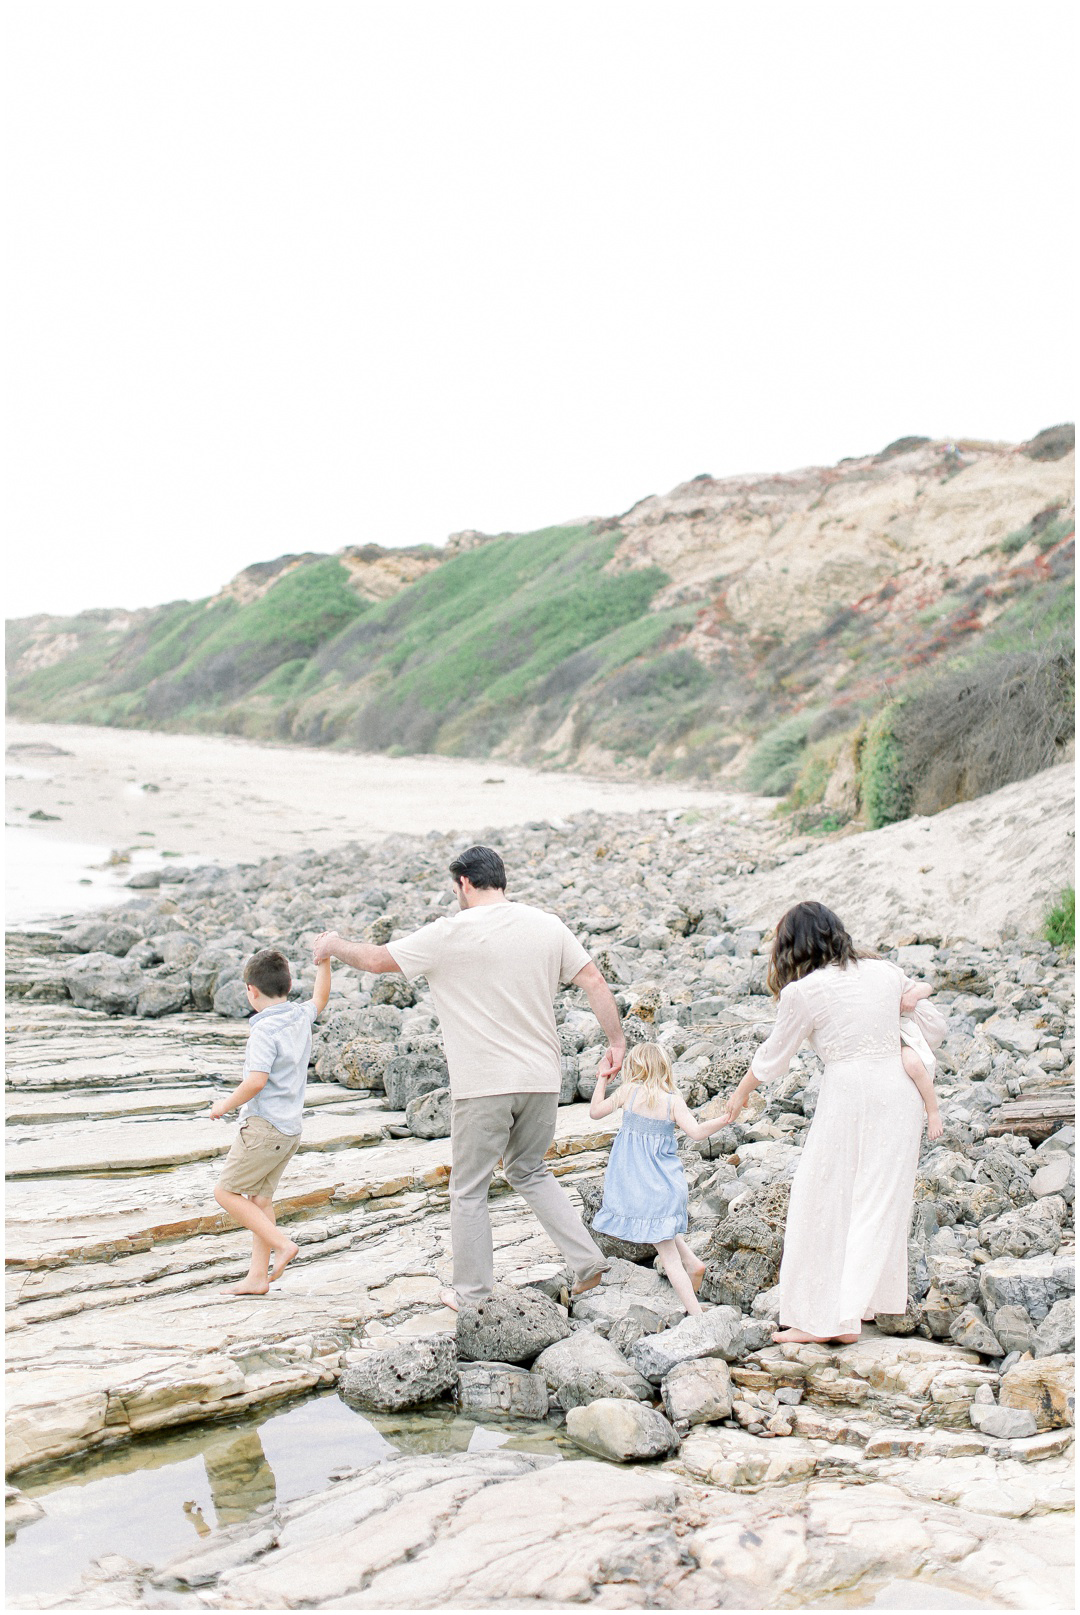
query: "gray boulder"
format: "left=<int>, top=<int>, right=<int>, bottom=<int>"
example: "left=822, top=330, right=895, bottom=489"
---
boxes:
left=661, top=1358, right=733, bottom=1426
left=190, top=947, right=242, bottom=1011
left=701, top=1183, right=790, bottom=1310
left=969, top=1404, right=1038, bottom=1440
left=454, top=1361, right=549, bottom=1420
left=384, top=1049, right=450, bottom=1112
left=948, top=1305, right=1003, bottom=1357
left=1030, top=1152, right=1074, bottom=1203
left=370, top=975, right=417, bottom=1009
left=137, top=971, right=193, bottom=1018
left=566, top=1398, right=680, bottom=1462
left=575, top=1178, right=655, bottom=1264
left=533, top=1330, right=653, bottom=1410
left=406, top=1087, right=451, bottom=1140
left=627, top=1306, right=745, bottom=1384
left=991, top=1305, right=1037, bottom=1356
left=979, top=1253, right=1075, bottom=1322
left=455, top=1283, right=571, bottom=1365
left=62, top=953, right=144, bottom=1015
left=213, top=979, right=252, bottom=1019
left=156, top=933, right=202, bottom=969
left=338, top=1037, right=390, bottom=1092
left=126, top=868, right=165, bottom=888
left=1033, top=1297, right=1075, bottom=1357
left=339, top=1336, right=456, bottom=1412
left=62, top=920, right=143, bottom=956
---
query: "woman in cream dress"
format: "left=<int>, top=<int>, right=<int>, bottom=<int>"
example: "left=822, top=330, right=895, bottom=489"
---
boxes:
left=720, top=901, right=947, bottom=1344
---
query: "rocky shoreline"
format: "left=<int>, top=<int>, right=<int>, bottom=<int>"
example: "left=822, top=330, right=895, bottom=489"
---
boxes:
left=5, top=783, right=1075, bottom=1608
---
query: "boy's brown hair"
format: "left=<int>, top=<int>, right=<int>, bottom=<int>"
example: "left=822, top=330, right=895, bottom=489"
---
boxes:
left=243, top=949, right=292, bottom=999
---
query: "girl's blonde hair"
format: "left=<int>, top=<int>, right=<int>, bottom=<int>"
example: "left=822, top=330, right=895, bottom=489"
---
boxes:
left=614, top=1042, right=676, bottom=1111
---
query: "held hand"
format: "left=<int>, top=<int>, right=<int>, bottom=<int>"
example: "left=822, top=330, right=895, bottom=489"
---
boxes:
left=596, top=1044, right=625, bottom=1081
left=313, top=931, right=340, bottom=965
left=209, top=1099, right=230, bottom=1122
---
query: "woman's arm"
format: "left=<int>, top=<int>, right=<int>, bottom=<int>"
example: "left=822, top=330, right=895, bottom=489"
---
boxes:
left=714, top=1068, right=760, bottom=1128
left=671, top=1091, right=751, bottom=1140
left=900, top=980, right=932, bottom=1012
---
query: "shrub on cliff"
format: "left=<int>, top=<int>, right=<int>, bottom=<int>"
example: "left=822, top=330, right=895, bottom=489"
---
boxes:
left=859, top=703, right=911, bottom=828
left=743, top=712, right=817, bottom=796
left=1043, top=887, right=1075, bottom=949
left=858, top=647, right=1073, bottom=828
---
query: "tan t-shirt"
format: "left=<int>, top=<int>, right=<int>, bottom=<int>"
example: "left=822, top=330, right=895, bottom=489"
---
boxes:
left=387, top=901, right=591, bottom=1100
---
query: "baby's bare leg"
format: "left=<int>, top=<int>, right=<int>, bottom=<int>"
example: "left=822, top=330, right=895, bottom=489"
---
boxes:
left=901, top=1047, right=942, bottom=1140
left=657, top=1239, right=702, bottom=1314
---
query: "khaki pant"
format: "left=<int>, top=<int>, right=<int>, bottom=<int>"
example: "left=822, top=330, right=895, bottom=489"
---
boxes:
left=449, top=1092, right=608, bottom=1304
left=216, top=1115, right=300, bottom=1198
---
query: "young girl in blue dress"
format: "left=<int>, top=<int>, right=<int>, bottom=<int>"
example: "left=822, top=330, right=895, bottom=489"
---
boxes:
left=589, top=1042, right=730, bottom=1315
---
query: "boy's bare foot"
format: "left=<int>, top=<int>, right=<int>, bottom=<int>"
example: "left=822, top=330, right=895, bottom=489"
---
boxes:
left=268, top=1240, right=300, bottom=1282
left=439, top=1287, right=460, bottom=1312
left=773, top=1327, right=861, bottom=1344
left=225, top=1278, right=270, bottom=1296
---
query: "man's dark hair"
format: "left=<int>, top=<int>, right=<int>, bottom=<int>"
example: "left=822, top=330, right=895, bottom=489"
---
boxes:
left=243, top=949, right=292, bottom=998
left=448, top=844, right=506, bottom=890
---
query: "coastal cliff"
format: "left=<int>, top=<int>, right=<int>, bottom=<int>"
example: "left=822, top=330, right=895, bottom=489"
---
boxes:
left=7, top=428, right=1073, bottom=825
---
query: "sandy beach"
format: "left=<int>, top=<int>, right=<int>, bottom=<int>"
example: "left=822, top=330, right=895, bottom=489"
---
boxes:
left=5, top=721, right=762, bottom=925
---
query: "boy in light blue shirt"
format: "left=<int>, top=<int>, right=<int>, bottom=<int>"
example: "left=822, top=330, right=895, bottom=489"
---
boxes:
left=210, top=948, right=331, bottom=1293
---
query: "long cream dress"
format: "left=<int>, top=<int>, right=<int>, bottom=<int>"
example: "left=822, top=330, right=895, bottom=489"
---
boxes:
left=750, top=959, right=947, bottom=1337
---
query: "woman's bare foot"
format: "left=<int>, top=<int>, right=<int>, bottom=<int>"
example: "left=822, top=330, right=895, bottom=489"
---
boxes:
left=268, top=1240, right=300, bottom=1282
left=773, top=1327, right=861, bottom=1344
left=687, top=1262, right=706, bottom=1295
left=224, top=1278, right=269, bottom=1296
left=439, top=1287, right=460, bottom=1312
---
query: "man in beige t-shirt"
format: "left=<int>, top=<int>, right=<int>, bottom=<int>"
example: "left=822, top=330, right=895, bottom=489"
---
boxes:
left=314, top=844, right=625, bottom=1307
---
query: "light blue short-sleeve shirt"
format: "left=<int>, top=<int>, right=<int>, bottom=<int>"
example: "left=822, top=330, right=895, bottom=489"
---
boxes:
left=240, top=1000, right=318, bottom=1136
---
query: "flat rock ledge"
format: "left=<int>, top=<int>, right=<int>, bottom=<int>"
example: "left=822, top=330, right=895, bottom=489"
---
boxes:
left=27, top=1449, right=1074, bottom=1610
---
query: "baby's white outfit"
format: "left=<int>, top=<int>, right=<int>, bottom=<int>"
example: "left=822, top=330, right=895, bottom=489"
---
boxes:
left=899, top=1014, right=936, bottom=1076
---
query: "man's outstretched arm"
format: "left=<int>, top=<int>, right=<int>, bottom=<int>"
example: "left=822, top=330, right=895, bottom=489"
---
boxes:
left=572, top=960, right=626, bottom=1078
left=313, top=931, right=402, bottom=974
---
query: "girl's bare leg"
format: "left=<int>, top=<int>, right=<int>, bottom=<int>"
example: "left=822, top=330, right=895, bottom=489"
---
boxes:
left=657, top=1239, right=702, bottom=1314
left=674, top=1234, right=706, bottom=1292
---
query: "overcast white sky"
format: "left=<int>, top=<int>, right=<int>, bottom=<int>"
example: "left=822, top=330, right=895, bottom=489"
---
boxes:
left=5, top=1, right=1075, bottom=619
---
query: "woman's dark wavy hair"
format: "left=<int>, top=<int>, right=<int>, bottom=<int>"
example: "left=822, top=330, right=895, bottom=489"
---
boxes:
left=766, top=900, right=873, bottom=997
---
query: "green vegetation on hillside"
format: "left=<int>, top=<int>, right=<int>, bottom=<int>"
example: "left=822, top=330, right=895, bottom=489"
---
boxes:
left=6, top=490, right=1074, bottom=820
left=1043, top=887, right=1075, bottom=949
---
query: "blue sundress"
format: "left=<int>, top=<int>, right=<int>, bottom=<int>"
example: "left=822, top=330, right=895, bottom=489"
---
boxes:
left=593, top=1092, right=688, bottom=1244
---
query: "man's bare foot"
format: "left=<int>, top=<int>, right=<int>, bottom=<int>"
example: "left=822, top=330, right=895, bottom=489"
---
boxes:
left=439, top=1287, right=459, bottom=1312
left=773, top=1327, right=861, bottom=1344
left=268, top=1240, right=300, bottom=1282
left=571, top=1271, right=604, bottom=1297
left=224, top=1278, right=270, bottom=1296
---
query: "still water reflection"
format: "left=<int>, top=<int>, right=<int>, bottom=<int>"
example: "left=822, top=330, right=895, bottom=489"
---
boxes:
left=6, top=1391, right=575, bottom=1606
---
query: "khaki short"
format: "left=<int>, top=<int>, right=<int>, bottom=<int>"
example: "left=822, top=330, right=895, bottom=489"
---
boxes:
left=216, top=1115, right=300, bottom=1198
